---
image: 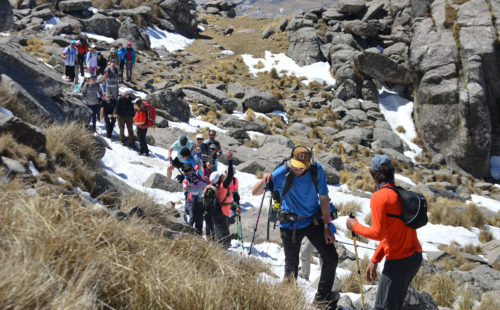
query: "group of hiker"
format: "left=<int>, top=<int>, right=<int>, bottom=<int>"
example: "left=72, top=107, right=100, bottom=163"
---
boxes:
left=252, top=150, right=423, bottom=310
left=167, top=132, right=241, bottom=250
left=61, top=35, right=136, bottom=84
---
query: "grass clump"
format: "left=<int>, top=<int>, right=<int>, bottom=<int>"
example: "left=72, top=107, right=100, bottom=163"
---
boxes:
left=427, top=199, right=487, bottom=229
left=478, top=294, right=500, bottom=310
left=424, top=273, right=457, bottom=307
left=396, top=125, right=406, bottom=133
left=245, top=108, right=256, bottom=121
left=444, top=1, right=459, bottom=28
left=23, top=37, right=47, bottom=58
left=340, top=256, right=373, bottom=293
left=0, top=179, right=310, bottom=309
left=479, top=228, right=493, bottom=243
left=337, top=201, right=362, bottom=216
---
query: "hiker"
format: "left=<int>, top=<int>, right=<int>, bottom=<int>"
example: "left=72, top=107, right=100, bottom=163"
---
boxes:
left=96, top=52, right=107, bottom=77
left=116, top=42, right=126, bottom=82
left=81, top=75, right=102, bottom=132
left=124, top=42, right=136, bottom=82
left=346, top=154, right=422, bottom=310
left=182, top=153, right=207, bottom=235
left=86, top=44, right=98, bottom=76
left=203, top=158, right=217, bottom=180
left=100, top=60, right=119, bottom=99
left=192, top=133, right=205, bottom=156
left=76, top=35, right=89, bottom=77
left=133, top=100, right=150, bottom=156
left=167, top=135, right=194, bottom=179
left=99, top=94, right=116, bottom=139
left=203, top=130, right=222, bottom=159
left=251, top=146, right=339, bottom=309
left=61, top=40, right=78, bottom=82
left=113, top=90, right=135, bottom=147
left=208, top=149, right=235, bottom=250
left=108, top=47, right=120, bottom=67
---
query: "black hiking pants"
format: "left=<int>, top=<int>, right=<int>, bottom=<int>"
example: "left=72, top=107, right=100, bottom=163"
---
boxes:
left=375, top=251, right=422, bottom=310
left=204, top=208, right=215, bottom=241
left=187, top=197, right=203, bottom=235
left=212, top=207, right=230, bottom=250
left=137, top=127, right=148, bottom=155
left=104, top=115, right=116, bottom=139
left=280, top=222, right=339, bottom=302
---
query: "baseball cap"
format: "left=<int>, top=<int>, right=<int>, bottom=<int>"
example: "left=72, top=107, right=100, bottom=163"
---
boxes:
left=196, top=133, right=204, bottom=139
left=127, top=42, right=132, bottom=45
left=210, top=171, right=222, bottom=184
left=290, top=146, right=311, bottom=169
left=90, top=43, right=96, bottom=48
left=179, top=135, right=188, bottom=146
left=371, top=154, right=393, bottom=171
left=110, top=47, right=116, bottom=52
left=70, top=40, right=76, bottom=44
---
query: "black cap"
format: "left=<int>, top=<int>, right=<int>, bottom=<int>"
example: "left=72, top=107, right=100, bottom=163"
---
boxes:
left=183, top=163, right=193, bottom=172
left=179, top=135, right=188, bottom=146
left=180, top=147, right=191, bottom=157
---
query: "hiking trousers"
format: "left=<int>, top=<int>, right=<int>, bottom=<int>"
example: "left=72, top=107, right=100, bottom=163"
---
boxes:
left=375, top=251, right=422, bottom=310
left=204, top=208, right=215, bottom=241
left=280, top=222, right=339, bottom=302
left=88, top=104, right=99, bottom=132
left=117, top=116, right=134, bottom=146
left=187, top=197, right=203, bottom=235
left=213, top=207, right=230, bottom=249
left=137, top=127, right=149, bottom=155
left=103, top=116, right=116, bottom=138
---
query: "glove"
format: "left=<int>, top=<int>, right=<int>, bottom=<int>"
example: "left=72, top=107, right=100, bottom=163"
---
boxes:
left=232, top=192, right=240, bottom=204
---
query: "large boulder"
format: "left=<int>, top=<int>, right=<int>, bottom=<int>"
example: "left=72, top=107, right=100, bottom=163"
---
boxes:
left=58, top=0, right=92, bottom=13
left=451, top=266, right=500, bottom=296
left=354, top=285, right=438, bottom=310
left=143, top=173, right=183, bottom=192
left=0, top=0, right=14, bottom=32
left=81, top=14, right=121, bottom=39
left=355, top=51, right=412, bottom=85
left=159, top=0, right=198, bottom=37
left=0, top=113, right=46, bottom=153
left=222, top=118, right=271, bottom=134
left=332, top=127, right=373, bottom=147
left=146, top=90, right=190, bottom=122
left=118, top=21, right=151, bottom=51
left=287, top=26, right=324, bottom=66
left=255, top=134, right=294, bottom=148
left=242, top=88, right=284, bottom=113
left=337, top=0, right=366, bottom=14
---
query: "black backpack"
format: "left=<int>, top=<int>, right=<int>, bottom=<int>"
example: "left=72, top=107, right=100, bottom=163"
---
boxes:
left=382, top=186, right=428, bottom=229
left=202, top=185, right=219, bottom=213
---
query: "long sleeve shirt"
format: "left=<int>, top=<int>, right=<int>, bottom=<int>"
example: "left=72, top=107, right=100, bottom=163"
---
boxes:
left=353, top=184, right=422, bottom=263
left=183, top=155, right=207, bottom=200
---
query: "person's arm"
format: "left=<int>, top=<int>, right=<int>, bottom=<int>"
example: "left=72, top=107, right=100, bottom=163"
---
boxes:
left=113, top=97, right=119, bottom=117
left=99, top=106, right=104, bottom=122
left=222, top=150, right=233, bottom=188
left=252, top=173, right=272, bottom=195
left=99, top=71, right=107, bottom=84
left=132, top=50, right=136, bottom=63
left=167, top=147, right=173, bottom=161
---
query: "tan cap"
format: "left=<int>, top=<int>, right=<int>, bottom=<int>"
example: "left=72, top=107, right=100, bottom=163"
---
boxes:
left=290, top=146, right=311, bottom=169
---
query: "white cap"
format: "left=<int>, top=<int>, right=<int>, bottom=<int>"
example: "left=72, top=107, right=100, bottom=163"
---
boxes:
left=210, top=172, right=222, bottom=184
left=90, top=43, right=96, bottom=48
left=84, top=72, right=91, bottom=78
left=196, top=133, right=204, bottom=139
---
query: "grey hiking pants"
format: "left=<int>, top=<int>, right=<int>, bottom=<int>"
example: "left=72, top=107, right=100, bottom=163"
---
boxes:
left=375, top=251, right=422, bottom=310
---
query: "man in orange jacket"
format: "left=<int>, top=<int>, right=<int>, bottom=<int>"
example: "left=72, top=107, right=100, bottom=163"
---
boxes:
left=346, top=154, right=422, bottom=310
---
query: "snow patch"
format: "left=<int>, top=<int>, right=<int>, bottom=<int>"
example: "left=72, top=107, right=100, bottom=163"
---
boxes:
left=241, top=51, right=335, bottom=86
left=0, top=107, right=14, bottom=116
left=145, top=26, right=194, bottom=51
left=469, top=194, right=500, bottom=213
left=44, top=14, right=60, bottom=30
left=81, top=32, right=115, bottom=43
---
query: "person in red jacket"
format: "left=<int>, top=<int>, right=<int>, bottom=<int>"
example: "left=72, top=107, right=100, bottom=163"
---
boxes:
left=133, top=100, right=149, bottom=156
left=346, top=154, right=422, bottom=310
left=77, top=35, right=89, bottom=77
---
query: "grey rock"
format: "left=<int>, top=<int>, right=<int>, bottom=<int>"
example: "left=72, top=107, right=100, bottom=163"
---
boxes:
left=222, top=118, right=271, bottom=134
left=483, top=240, right=500, bottom=265
left=276, top=17, right=288, bottom=32
left=317, top=153, right=344, bottom=171
left=82, top=13, right=121, bottom=39
left=333, top=127, right=373, bottom=146
left=159, top=0, right=198, bottom=36
left=146, top=90, right=190, bottom=122
left=354, top=285, right=438, bottom=310
left=457, top=0, right=492, bottom=27
left=1, top=156, right=26, bottom=174
left=59, top=0, right=92, bottom=13
left=227, top=82, right=247, bottom=99
left=48, top=16, right=82, bottom=35
left=372, top=128, right=405, bottom=153
left=0, top=0, right=14, bottom=31
left=342, top=20, right=382, bottom=38
left=0, top=111, right=47, bottom=153
left=363, top=0, right=386, bottom=21
left=345, top=98, right=362, bottom=110
left=143, top=172, right=183, bottom=192
left=261, top=28, right=275, bottom=39
left=30, top=8, right=52, bottom=20
left=177, top=84, right=228, bottom=106
left=322, top=163, right=341, bottom=184
left=255, top=135, right=294, bottom=148
left=451, top=266, right=500, bottom=296
left=337, top=0, right=366, bottom=14
left=92, top=135, right=107, bottom=160
left=287, top=26, right=324, bottom=66
left=226, top=129, right=250, bottom=142
left=118, top=21, right=151, bottom=51
left=288, top=122, right=312, bottom=135
left=335, top=79, right=359, bottom=101
left=355, top=51, right=412, bottom=85
left=242, top=88, right=283, bottom=113
left=360, top=100, right=379, bottom=112
left=237, top=160, right=266, bottom=174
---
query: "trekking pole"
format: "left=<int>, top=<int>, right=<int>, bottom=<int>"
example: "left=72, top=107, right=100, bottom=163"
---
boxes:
left=349, top=212, right=365, bottom=310
left=235, top=213, right=245, bottom=254
left=266, top=194, right=272, bottom=241
left=335, top=240, right=377, bottom=251
left=249, top=185, right=267, bottom=256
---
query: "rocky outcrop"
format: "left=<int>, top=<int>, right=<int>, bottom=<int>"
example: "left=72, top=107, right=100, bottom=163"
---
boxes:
left=0, top=113, right=46, bottom=153
left=81, top=14, right=121, bottom=38
left=146, top=90, right=190, bottom=122
left=143, top=173, right=183, bottom=192
left=287, top=20, right=324, bottom=66
left=0, top=0, right=14, bottom=32
left=118, top=21, right=151, bottom=51
left=158, top=0, right=198, bottom=37
left=242, top=88, right=284, bottom=113
left=58, top=0, right=92, bottom=13
left=197, top=0, right=236, bottom=18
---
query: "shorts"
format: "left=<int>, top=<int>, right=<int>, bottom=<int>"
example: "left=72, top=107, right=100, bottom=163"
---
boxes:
left=172, top=157, right=183, bottom=169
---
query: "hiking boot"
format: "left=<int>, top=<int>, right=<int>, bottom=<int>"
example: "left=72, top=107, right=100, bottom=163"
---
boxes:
left=313, top=291, right=340, bottom=310
left=298, top=271, right=309, bottom=281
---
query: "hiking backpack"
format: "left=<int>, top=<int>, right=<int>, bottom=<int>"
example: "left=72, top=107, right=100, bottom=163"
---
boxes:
left=202, top=184, right=219, bottom=213
left=382, top=185, right=428, bottom=229
left=143, top=101, right=156, bottom=128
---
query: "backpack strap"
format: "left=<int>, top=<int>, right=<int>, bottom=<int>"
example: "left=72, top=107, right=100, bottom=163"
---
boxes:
left=219, top=187, right=232, bottom=206
left=380, top=185, right=403, bottom=219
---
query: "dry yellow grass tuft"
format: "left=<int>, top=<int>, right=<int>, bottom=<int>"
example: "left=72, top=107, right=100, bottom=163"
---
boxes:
left=23, top=37, right=47, bottom=58
left=336, top=201, right=362, bottom=216
left=245, top=108, right=256, bottom=121
left=340, top=256, right=373, bottom=293
left=0, top=176, right=310, bottom=309
left=424, top=273, right=457, bottom=307
left=478, top=294, right=500, bottom=310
